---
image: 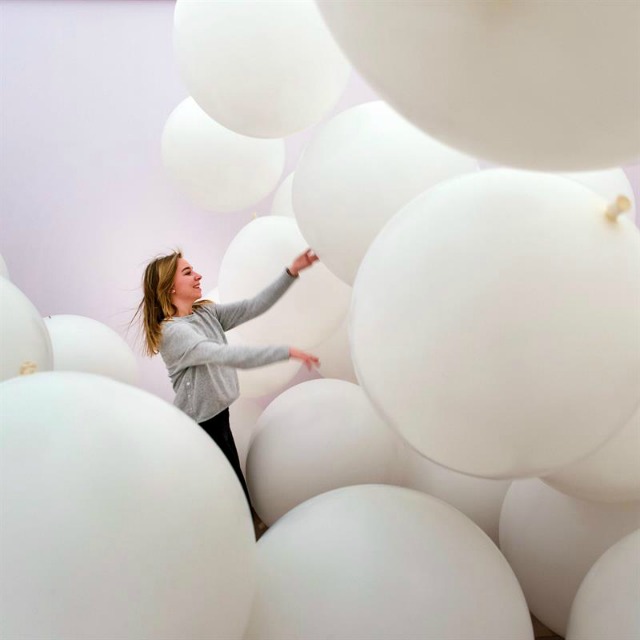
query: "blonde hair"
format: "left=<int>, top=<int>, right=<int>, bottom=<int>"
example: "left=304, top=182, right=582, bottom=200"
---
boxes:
left=133, top=249, right=210, bottom=356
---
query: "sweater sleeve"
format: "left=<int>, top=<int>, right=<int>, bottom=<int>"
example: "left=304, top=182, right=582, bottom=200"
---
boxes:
left=214, top=269, right=296, bottom=331
left=161, top=322, right=289, bottom=374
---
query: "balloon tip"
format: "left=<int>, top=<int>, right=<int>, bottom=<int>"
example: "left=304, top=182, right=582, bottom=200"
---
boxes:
left=19, top=361, right=38, bottom=376
left=604, top=195, right=631, bottom=221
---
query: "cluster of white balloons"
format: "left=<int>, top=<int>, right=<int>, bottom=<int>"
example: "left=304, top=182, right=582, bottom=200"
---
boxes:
left=174, top=0, right=349, bottom=139
left=246, top=485, right=534, bottom=640
left=237, top=162, right=639, bottom=639
left=167, top=6, right=640, bottom=631
left=293, top=100, right=479, bottom=284
left=0, top=253, right=141, bottom=386
left=4, top=2, right=640, bottom=638
left=163, top=0, right=351, bottom=214
left=0, top=259, right=264, bottom=639
left=231, top=166, right=638, bottom=640
left=0, top=256, right=255, bottom=639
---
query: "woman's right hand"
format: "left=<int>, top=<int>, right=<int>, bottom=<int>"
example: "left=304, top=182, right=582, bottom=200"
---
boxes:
left=289, top=347, right=320, bottom=370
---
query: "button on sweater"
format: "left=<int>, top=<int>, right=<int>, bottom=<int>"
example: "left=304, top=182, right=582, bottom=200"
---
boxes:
left=160, top=269, right=295, bottom=422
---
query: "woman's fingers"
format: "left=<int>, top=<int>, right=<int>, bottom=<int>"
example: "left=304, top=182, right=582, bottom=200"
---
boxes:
left=294, top=249, right=319, bottom=271
left=290, top=347, right=320, bottom=369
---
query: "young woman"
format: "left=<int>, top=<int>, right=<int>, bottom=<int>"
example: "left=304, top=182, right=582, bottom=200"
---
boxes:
left=135, top=248, right=319, bottom=526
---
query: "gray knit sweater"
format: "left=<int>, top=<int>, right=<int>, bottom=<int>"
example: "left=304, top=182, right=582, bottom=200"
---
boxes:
left=160, top=269, right=295, bottom=422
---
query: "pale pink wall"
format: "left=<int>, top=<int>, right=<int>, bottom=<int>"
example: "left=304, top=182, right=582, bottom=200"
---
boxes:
left=1, top=0, right=638, bottom=402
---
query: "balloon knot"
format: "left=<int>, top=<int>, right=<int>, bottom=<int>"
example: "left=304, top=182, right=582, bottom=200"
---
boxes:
left=19, top=361, right=38, bottom=376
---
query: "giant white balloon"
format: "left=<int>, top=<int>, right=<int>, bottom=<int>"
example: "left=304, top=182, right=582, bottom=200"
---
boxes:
left=566, top=529, right=640, bottom=640
left=0, top=372, right=256, bottom=640
left=293, top=100, right=478, bottom=284
left=247, top=379, right=401, bottom=526
left=174, top=0, right=349, bottom=138
left=543, top=404, right=640, bottom=503
left=245, top=485, right=533, bottom=640
left=44, top=314, right=139, bottom=386
left=351, top=169, right=640, bottom=478
left=0, top=277, right=52, bottom=381
left=161, top=98, right=285, bottom=213
left=317, top=2, right=640, bottom=170
left=499, top=480, right=640, bottom=637
left=399, top=445, right=510, bottom=545
left=218, top=217, right=350, bottom=348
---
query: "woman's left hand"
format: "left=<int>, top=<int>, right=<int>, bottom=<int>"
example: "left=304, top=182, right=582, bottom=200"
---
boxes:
left=288, top=249, right=319, bottom=277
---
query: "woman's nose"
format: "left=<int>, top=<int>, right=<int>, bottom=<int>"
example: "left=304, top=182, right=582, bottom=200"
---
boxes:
left=195, top=272, right=202, bottom=281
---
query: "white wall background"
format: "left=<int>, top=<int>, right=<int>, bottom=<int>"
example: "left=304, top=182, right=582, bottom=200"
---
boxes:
left=1, top=0, right=638, bottom=403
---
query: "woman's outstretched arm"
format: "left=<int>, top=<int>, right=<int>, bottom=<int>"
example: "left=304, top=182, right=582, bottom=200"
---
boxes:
left=161, top=323, right=319, bottom=374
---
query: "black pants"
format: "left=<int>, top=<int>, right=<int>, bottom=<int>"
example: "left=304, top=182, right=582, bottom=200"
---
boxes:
left=199, top=408, right=252, bottom=509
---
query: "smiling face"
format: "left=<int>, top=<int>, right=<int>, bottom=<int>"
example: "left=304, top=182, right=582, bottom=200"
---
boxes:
left=171, top=257, right=202, bottom=309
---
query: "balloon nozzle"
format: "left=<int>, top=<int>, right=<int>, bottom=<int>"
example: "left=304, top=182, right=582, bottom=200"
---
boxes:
left=605, top=195, right=631, bottom=221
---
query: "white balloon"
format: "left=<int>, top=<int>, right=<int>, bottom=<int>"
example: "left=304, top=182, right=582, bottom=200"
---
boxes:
left=351, top=169, right=640, bottom=478
left=293, top=101, right=478, bottom=284
left=219, top=217, right=351, bottom=348
left=247, top=379, right=401, bottom=526
left=0, top=278, right=52, bottom=381
left=238, top=361, right=301, bottom=400
left=317, top=2, right=640, bottom=170
left=0, top=252, right=9, bottom=279
left=44, top=314, right=139, bottom=386
left=0, top=372, right=256, bottom=640
left=314, top=311, right=357, bottom=384
left=228, top=329, right=301, bottom=398
left=229, top=396, right=263, bottom=477
left=174, top=0, right=349, bottom=138
left=270, top=172, right=295, bottom=218
left=499, top=479, right=640, bottom=637
left=566, top=529, right=640, bottom=640
left=543, top=403, right=640, bottom=503
left=245, top=485, right=534, bottom=640
left=560, top=168, right=636, bottom=220
left=161, top=98, right=285, bottom=213
left=399, top=445, right=510, bottom=545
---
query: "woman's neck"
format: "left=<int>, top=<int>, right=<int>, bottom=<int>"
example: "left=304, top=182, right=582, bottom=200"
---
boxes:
left=172, top=300, right=194, bottom=317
